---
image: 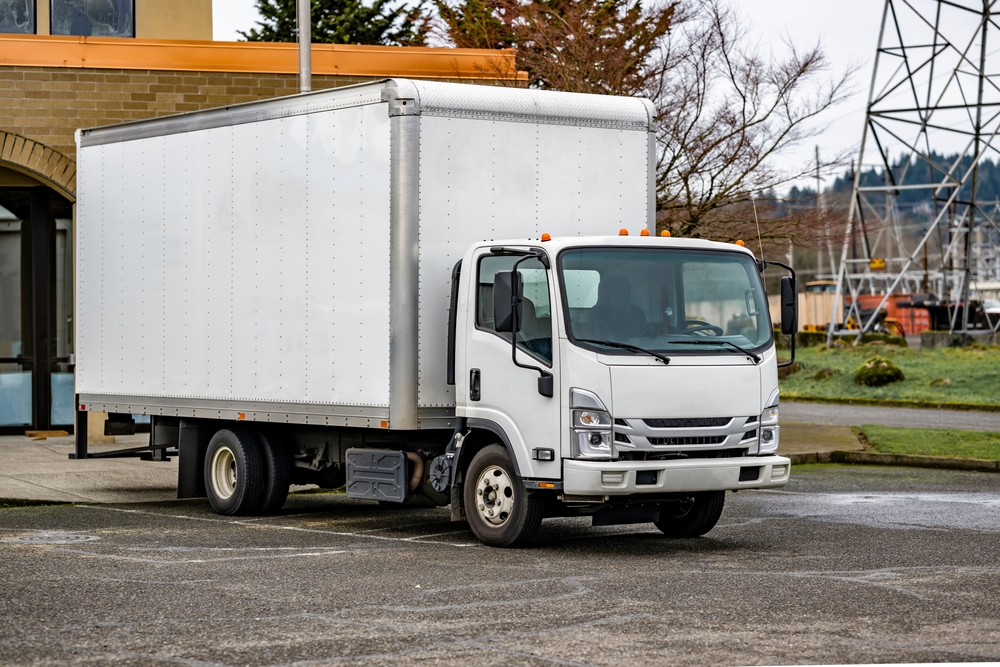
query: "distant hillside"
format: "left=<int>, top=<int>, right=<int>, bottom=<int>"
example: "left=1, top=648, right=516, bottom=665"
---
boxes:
left=829, top=152, right=1000, bottom=210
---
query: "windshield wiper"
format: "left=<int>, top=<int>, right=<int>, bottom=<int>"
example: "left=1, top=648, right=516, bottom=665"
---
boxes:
left=670, top=339, right=761, bottom=364
left=576, top=339, right=671, bottom=365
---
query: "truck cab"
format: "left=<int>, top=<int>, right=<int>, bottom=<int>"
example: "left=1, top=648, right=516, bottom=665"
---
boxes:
left=444, top=234, right=791, bottom=546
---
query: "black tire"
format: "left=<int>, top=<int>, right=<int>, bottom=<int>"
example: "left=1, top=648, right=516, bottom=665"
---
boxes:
left=654, top=491, right=725, bottom=538
left=463, top=444, right=542, bottom=547
left=204, top=428, right=265, bottom=516
left=256, top=431, right=291, bottom=514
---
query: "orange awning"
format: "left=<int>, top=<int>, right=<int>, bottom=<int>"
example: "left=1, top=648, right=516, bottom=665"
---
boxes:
left=0, top=34, right=526, bottom=80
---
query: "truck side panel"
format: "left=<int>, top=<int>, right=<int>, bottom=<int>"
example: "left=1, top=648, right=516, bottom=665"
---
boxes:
left=77, top=103, right=392, bottom=408
left=416, top=116, right=650, bottom=410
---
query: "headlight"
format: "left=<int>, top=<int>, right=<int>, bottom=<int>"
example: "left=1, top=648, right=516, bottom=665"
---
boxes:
left=759, top=426, right=778, bottom=454
left=573, top=429, right=613, bottom=459
left=571, top=409, right=613, bottom=459
left=574, top=410, right=612, bottom=428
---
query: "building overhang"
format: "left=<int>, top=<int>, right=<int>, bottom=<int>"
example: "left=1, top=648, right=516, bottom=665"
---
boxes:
left=0, top=34, right=527, bottom=81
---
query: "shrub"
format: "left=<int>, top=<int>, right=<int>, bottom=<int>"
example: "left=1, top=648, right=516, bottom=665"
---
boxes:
left=854, top=355, right=905, bottom=387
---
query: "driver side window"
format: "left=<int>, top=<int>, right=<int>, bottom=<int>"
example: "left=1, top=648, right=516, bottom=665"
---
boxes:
left=476, top=254, right=553, bottom=364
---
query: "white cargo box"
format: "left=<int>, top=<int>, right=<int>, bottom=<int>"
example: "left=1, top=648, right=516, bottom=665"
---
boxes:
left=75, top=79, right=655, bottom=429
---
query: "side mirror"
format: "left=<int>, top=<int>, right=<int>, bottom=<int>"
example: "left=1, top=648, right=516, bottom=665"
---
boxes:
left=492, top=270, right=522, bottom=333
left=780, top=275, right=797, bottom=335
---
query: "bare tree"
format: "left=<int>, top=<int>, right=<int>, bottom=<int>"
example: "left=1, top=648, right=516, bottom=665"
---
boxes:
left=651, top=0, right=855, bottom=241
left=435, top=0, right=855, bottom=243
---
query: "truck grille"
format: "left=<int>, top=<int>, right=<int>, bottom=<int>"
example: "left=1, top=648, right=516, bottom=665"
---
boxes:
left=647, top=435, right=726, bottom=446
left=643, top=417, right=732, bottom=428
left=620, top=448, right=747, bottom=461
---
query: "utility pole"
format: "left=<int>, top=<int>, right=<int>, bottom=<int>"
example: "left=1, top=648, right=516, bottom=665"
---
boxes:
left=298, top=0, right=312, bottom=93
left=815, top=145, right=823, bottom=278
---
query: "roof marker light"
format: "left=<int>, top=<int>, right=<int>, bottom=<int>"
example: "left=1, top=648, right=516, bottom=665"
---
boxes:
left=661, top=230, right=671, bottom=237
left=619, top=228, right=629, bottom=236
left=541, top=233, right=551, bottom=241
left=735, top=239, right=745, bottom=247
left=640, top=229, right=650, bottom=236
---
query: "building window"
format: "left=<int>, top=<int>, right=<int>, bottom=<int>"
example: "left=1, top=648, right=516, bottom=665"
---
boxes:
left=0, top=0, right=35, bottom=34
left=51, top=0, right=134, bottom=37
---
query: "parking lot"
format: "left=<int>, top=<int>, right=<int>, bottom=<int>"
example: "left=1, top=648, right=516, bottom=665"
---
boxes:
left=2, top=464, right=999, bottom=666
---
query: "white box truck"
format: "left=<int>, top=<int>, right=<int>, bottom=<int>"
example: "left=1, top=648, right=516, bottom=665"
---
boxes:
left=74, top=79, right=796, bottom=547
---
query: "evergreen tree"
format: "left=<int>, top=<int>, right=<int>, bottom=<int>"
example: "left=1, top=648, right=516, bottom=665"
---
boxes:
left=240, top=0, right=430, bottom=46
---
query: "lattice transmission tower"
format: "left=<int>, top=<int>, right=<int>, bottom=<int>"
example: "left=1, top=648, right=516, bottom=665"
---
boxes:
left=829, top=0, right=1000, bottom=341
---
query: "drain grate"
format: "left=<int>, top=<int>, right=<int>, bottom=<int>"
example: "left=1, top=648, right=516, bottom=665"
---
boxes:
left=3, top=533, right=99, bottom=544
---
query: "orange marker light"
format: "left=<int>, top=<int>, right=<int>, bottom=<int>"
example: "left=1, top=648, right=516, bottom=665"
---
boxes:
left=538, top=482, right=556, bottom=489
left=238, top=412, right=246, bottom=420
left=661, top=230, right=671, bottom=237
left=735, top=239, right=745, bottom=247
left=541, top=233, right=551, bottom=241
left=619, top=228, right=629, bottom=236
left=380, top=420, right=389, bottom=429
left=640, top=229, right=650, bottom=236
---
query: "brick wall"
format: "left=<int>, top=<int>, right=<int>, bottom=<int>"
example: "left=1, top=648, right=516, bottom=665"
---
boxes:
left=0, top=66, right=404, bottom=164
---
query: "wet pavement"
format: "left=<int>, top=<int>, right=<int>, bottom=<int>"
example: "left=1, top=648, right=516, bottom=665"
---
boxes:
left=2, top=464, right=999, bottom=666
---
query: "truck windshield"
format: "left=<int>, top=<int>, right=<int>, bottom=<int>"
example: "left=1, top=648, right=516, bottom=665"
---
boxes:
left=558, top=248, right=771, bottom=355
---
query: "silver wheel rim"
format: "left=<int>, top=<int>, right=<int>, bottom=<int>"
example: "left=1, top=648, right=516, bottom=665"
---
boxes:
left=475, top=465, right=514, bottom=527
left=210, top=446, right=237, bottom=500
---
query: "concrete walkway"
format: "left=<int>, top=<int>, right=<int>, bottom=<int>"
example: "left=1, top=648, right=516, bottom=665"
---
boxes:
left=782, top=401, right=1000, bottom=431
left=0, top=434, right=177, bottom=504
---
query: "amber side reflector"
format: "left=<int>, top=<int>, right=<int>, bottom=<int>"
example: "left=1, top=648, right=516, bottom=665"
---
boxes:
left=640, top=229, right=650, bottom=236
left=619, top=228, right=629, bottom=236
left=735, top=239, right=745, bottom=247
left=238, top=412, right=245, bottom=420
left=661, top=230, right=671, bottom=237
left=541, top=233, right=551, bottom=241
left=380, top=420, right=389, bottom=428
left=538, top=482, right=556, bottom=489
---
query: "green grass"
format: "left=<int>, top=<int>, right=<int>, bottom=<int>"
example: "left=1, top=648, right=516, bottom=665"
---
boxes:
left=780, top=344, right=1000, bottom=409
left=859, top=424, right=1000, bottom=460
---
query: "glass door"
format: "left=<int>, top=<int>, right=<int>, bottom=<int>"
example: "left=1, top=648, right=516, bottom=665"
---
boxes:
left=0, top=187, right=74, bottom=433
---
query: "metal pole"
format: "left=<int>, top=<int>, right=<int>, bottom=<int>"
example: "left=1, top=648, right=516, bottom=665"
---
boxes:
left=958, top=2, right=989, bottom=333
left=298, top=0, right=312, bottom=93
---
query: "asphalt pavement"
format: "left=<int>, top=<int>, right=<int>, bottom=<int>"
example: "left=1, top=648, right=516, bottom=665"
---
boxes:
left=781, top=400, right=1000, bottom=431
left=2, top=465, right=999, bottom=666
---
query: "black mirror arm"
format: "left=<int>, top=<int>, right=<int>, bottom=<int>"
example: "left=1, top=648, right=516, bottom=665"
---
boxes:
left=764, top=260, right=798, bottom=368
left=510, top=254, right=554, bottom=397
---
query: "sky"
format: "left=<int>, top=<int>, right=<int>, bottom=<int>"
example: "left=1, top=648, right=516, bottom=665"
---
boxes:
left=209, top=0, right=889, bottom=190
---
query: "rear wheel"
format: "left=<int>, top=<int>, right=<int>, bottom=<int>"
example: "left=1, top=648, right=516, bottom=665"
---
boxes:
left=256, top=431, right=291, bottom=514
left=463, top=444, right=542, bottom=547
left=654, top=491, right=725, bottom=538
left=204, top=428, right=264, bottom=516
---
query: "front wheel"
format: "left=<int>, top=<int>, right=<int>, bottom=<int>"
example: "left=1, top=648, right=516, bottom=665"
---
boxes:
left=463, top=444, right=543, bottom=547
left=654, top=491, right=725, bottom=538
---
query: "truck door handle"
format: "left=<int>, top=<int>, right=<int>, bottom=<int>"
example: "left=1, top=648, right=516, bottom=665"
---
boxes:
left=470, top=368, right=481, bottom=401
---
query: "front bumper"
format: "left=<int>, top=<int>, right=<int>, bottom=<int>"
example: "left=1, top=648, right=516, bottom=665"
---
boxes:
left=563, top=455, right=791, bottom=496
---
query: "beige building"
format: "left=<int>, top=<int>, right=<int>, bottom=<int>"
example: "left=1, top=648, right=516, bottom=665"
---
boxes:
left=3, top=0, right=213, bottom=40
left=0, top=0, right=520, bottom=433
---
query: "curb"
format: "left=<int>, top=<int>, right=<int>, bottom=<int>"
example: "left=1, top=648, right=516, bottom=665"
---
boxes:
left=788, top=450, right=1000, bottom=472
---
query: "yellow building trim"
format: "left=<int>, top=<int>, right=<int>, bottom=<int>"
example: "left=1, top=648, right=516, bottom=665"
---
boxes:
left=0, top=34, right=526, bottom=80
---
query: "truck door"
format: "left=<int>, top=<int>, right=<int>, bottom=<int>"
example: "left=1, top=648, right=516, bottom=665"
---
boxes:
left=460, top=250, right=560, bottom=479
